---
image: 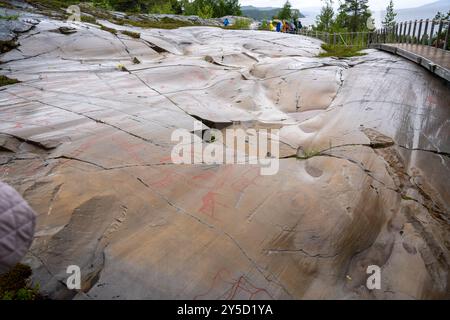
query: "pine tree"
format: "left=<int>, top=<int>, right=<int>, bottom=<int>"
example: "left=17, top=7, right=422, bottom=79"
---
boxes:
left=315, top=0, right=334, bottom=32
left=278, top=1, right=292, bottom=20
left=337, top=0, right=372, bottom=32
left=382, top=0, right=397, bottom=29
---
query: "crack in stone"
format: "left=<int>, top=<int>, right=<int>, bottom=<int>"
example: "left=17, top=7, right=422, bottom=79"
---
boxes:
left=6, top=91, right=166, bottom=147
left=264, top=248, right=340, bottom=259
left=135, top=176, right=294, bottom=298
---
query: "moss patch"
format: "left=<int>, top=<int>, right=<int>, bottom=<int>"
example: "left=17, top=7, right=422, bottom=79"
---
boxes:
left=121, top=30, right=140, bottom=39
left=296, top=149, right=321, bottom=160
left=0, top=14, right=19, bottom=20
left=0, top=1, right=16, bottom=9
left=100, top=24, right=117, bottom=35
left=0, top=75, right=20, bottom=87
left=80, top=14, right=97, bottom=24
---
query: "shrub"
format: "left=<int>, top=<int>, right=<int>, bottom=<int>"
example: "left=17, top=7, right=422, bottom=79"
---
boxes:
left=0, top=263, right=41, bottom=300
left=226, top=18, right=251, bottom=30
left=319, top=44, right=366, bottom=58
left=121, top=30, right=140, bottom=38
left=100, top=24, right=117, bottom=35
left=81, top=14, right=97, bottom=24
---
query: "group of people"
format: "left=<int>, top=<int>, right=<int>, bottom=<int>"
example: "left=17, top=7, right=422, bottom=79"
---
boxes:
left=268, top=19, right=303, bottom=33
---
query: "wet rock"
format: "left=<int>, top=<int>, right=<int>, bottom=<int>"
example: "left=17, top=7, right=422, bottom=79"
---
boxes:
left=0, top=15, right=39, bottom=52
left=362, top=128, right=395, bottom=149
left=0, top=10, right=448, bottom=300
left=55, top=26, right=77, bottom=35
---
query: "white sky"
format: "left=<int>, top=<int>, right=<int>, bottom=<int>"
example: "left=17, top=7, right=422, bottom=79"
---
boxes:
left=240, top=0, right=441, bottom=10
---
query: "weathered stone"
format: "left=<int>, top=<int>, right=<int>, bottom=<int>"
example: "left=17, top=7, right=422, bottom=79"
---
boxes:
left=0, top=8, right=448, bottom=300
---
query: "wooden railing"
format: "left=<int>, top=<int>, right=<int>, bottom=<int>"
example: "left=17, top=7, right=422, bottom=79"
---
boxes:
left=296, top=29, right=373, bottom=47
left=292, top=19, right=450, bottom=50
left=375, top=19, right=450, bottom=50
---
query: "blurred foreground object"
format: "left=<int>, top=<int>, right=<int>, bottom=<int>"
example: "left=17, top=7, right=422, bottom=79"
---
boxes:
left=0, top=182, right=36, bottom=274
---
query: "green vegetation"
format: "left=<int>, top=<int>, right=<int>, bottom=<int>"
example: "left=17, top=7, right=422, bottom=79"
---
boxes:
left=0, top=1, right=16, bottom=9
left=0, top=75, right=20, bottom=87
left=314, top=0, right=372, bottom=33
left=29, top=0, right=80, bottom=10
left=382, top=0, right=397, bottom=29
left=319, top=44, right=366, bottom=58
left=80, top=14, right=97, bottom=24
left=296, top=149, right=321, bottom=160
left=0, top=14, right=19, bottom=20
left=241, top=4, right=304, bottom=21
left=433, top=11, right=450, bottom=49
left=0, top=264, right=41, bottom=300
left=225, top=18, right=251, bottom=30
left=183, top=0, right=241, bottom=18
left=315, top=0, right=334, bottom=32
left=259, top=20, right=270, bottom=31
left=121, top=30, right=141, bottom=38
left=124, top=16, right=202, bottom=29
left=30, top=0, right=241, bottom=17
left=100, top=24, right=118, bottom=34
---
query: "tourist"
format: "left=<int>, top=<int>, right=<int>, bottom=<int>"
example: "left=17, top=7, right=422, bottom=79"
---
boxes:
left=276, top=21, right=282, bottom=32
left=269, top=21, right=275, bottom=31
left=223, top=18, right=230, bottom=27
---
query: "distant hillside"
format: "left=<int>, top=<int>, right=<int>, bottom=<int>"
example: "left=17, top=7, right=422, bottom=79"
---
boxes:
left=377, top=0, right=450, bottom=25
left=419, top=0, right=450, bottom=10
left=241, top=5, right=305, bottom=21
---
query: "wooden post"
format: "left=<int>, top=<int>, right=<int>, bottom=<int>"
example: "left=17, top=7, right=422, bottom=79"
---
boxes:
left=423, top=19, right=429, bottom=45
left=417, top=19, right=423, bottom=45
left=399, top=22, right=403, bottom=43
left=412, top=20, right=417, bottom=44
left=407, top=21, right=412, bottom=44
left=333, top=33, right=336, bottom=45
left=444, top=20, right=450, bottom=51
left=396, top=23, right=400, bottom=43
left=403, top=22, right=408, bottom=43
left=429, top=20, right=435, bottom=46
left=436, top=20, right=443, bottom=48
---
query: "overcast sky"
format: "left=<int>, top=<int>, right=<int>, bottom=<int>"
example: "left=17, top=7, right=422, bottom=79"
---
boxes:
left=240, top=0, right=442, bottom=10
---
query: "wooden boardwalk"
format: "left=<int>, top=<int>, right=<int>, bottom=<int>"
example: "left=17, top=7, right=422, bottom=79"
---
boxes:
left=370, top=43, right=450, bottom=82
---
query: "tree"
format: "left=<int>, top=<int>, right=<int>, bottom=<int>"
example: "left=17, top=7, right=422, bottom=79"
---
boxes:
left=109, top=0, right=180, bottom=13
left=292, top=9, right=301, bottom=21
left=337, top=0, right=372, bottom=32
left=433, top=10, right=450, bottom=49
left=278, top=1, right=292, bottom=20
left=382, top=0, right=397, bottom=29
left=182, top=0, right=241, bottom=18
left=315, top=0, right=334, bottom=31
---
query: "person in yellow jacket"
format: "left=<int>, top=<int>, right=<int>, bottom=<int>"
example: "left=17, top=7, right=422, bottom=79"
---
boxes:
left=269, top=21, right=275, bottom=31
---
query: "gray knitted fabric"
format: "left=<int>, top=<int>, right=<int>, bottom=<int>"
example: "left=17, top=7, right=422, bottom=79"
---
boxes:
left=0, top=182, right=36, bottom=274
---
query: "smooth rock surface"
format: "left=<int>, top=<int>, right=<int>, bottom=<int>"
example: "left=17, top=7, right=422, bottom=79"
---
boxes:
left=0, top=11, right=449, bottom=300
